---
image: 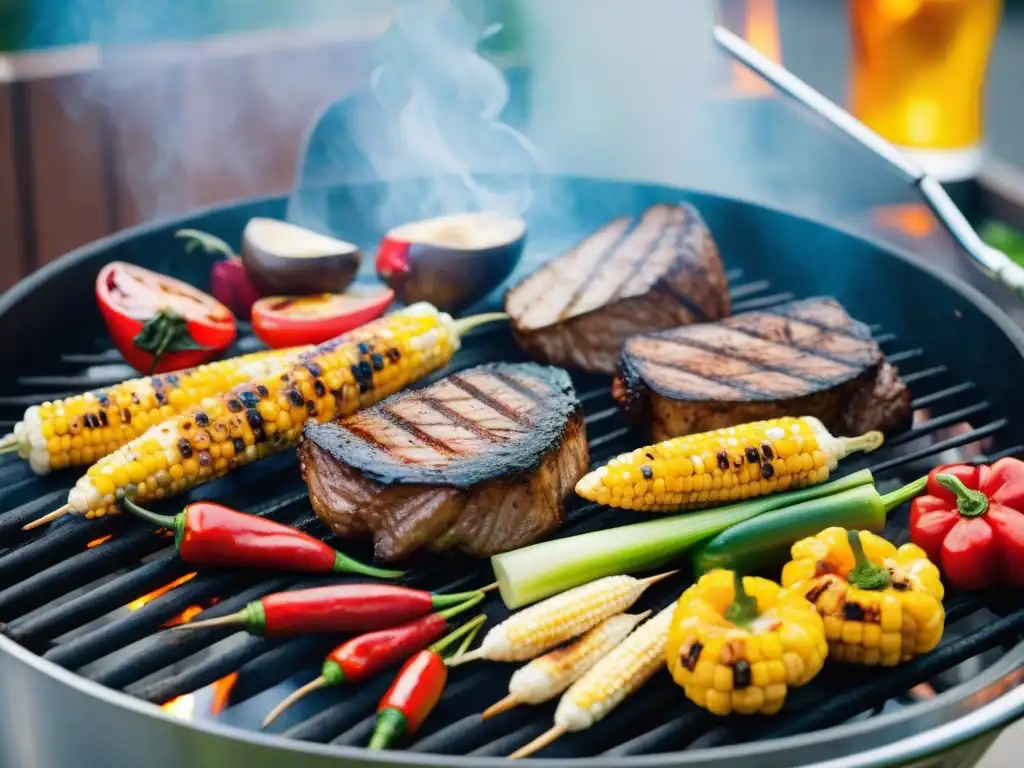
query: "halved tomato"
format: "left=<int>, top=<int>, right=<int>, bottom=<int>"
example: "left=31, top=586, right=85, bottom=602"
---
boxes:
left=251, top=286, right=395, bottom=348
left=96, top=261, right=237, bottom=374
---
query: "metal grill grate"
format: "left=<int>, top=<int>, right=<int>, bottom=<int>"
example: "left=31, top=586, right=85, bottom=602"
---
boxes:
left=1, top=269, right=1022, bottom=761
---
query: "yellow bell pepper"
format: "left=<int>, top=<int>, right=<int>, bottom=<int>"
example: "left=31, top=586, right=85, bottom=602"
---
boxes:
left=666, top=570, right=828, bottom=716
left=781, top=527, right=945, bottom=667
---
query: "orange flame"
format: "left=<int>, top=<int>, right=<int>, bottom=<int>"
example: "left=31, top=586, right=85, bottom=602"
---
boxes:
left=163, top=605, right=205, bottom=629
left=162, top=694, right=196, bottom=720
left=721, top=0, right=783, bottom=97
left=211, top=673, right=239, bottom=716
left=160, top=673, right=239, bottom=721
left=872, top=203, right=937, bottom=239
left=86, top=535, right=113, bottom=549
left=126, top=573, right=198, bottom=612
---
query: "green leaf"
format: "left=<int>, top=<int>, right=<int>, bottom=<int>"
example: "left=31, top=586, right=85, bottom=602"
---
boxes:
left=174, top=229, right=236, bottom=260
left=132, top=310, right=210, bottom=374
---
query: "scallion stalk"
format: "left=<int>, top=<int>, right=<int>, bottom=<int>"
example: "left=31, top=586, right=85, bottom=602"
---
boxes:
left=491, top=469, right=875, bottom=609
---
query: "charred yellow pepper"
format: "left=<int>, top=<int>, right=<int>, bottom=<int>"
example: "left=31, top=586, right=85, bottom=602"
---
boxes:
left=666, top=570, right=827, bottom=716
left=781, top=527, right=944, bottom=666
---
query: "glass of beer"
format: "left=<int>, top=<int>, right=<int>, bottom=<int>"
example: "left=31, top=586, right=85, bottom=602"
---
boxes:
left=849, top=0, right=1002, bottom=183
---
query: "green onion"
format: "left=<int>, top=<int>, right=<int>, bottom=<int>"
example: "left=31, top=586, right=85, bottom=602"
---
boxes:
left=491, top=469, right=875, bottom=609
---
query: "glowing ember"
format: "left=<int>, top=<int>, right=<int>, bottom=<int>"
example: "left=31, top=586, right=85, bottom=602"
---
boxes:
left=211, top=673, right=239, bottom=716
left=164, top=605, right=205, bottom=629
left=126, top=573, right=198, bottom=611
left=720, top=0, right=782, bottom=97
left=872, top=203, right=936, bottom=240
left=162, top=694, right=196, bottom=720
left=86, top=535, right=113, bottom=549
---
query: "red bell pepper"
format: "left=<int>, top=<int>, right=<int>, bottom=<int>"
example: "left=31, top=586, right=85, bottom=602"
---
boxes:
left=909, top=458, right=1024, bottom=590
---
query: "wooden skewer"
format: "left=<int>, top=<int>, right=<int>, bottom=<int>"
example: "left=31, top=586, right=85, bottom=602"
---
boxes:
left=23, top=504, right=71, bottom=531
left=481, top=694, right=521, bottom=720
left=508, top=725, right=568, bottom=760
left=262, top=677, right=327, bottom=729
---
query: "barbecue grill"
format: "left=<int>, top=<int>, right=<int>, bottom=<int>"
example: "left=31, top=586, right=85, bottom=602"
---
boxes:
left=1, top=174, right=1023, bottom=767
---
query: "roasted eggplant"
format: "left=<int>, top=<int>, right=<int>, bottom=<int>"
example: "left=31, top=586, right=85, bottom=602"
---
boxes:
left=241, top=218, right=362, bottom=296
left=377, top=212, right=526, bottom=313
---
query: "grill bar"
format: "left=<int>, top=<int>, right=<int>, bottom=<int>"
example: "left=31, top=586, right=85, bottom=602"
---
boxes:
left=0, top=266, right=1020, bottom=766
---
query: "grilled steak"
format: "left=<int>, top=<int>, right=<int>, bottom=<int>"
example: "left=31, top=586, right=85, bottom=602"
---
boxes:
left=613, top=297, right=911, bottom=441
left=505, top=202, right=730, bottom=374
left=299, top=363, right=588, bottom=562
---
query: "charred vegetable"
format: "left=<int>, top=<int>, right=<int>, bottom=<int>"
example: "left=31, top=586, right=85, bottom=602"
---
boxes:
left=0, top=346, right=306, bottom=474
left=782, top=528, right=945, bottom=666
left=241, top=218, right=362, bottom=296
left=175, top=229, right=263, bottom=319
left=250, top=287, right=394, bottom=348
left=25, top=304, right=506, bottom=529
left=96, top=262, right=237, bottom=375
left=666, top=570, right=827, bottom=716
left=575, top=416, right=883, bottom=512
left=377, top=212, right=526, bottom=313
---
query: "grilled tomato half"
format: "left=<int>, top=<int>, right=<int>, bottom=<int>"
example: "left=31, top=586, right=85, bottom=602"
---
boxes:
left=250, top=286, right=395, bottom=348
left=96, top=261, right=237, bottom=374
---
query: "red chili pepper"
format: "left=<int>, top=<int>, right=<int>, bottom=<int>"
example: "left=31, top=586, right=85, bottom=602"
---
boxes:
left=910, top=458, right=1024, bottom=590
left=261, top=593, right=485, bottom=728
left=121, top=497, right=402, bottom=579
left=368, top=614, right=487, bottom=750
left=175, top=584, right=485, bottom=637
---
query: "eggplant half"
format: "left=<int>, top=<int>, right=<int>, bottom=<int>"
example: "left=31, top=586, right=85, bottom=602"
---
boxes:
left=376, top=212, right=526, bottom=313
left=241, top=218, right=362, bottom=296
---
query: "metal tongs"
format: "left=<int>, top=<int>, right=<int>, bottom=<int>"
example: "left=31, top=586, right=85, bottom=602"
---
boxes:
left=713, top=25, right=1024, bottom=299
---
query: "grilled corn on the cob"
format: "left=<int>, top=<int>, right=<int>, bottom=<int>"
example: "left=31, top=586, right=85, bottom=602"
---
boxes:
left=508, top=602, right=676, bottom=760
left=26, top=304, right=506, bottom=529
left=482, top=611, right=651, bottom=719
left=575, top=416, right=884, bottom=513
left=781, top=527, right=945, bottom=666
left=0, top=347, right=307, bottom=475
left=666, top=570, right=827, bottom=716
left=455, top=573, right=674, bottom=665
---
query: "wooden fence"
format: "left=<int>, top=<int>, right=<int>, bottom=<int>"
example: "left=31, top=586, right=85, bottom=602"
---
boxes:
left=0, top=22, right=385, bottom=291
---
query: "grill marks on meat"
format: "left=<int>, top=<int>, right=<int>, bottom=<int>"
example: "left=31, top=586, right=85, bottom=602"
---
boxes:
left=506, top=203, right=731, bottom=374
left=613, top=297, right=911, bottom=440
left=300, top=363, right=588, bottom=561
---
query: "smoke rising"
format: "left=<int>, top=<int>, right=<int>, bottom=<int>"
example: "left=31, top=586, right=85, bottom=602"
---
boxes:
left=291, top=0, right=541, bottom=237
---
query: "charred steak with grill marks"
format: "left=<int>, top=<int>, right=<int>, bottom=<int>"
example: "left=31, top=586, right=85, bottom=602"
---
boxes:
left=299, top=363, right=588, bottom=562
left=613, top=297, right=911, bottom=441
left=505, top=202, right=731, bottom=374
